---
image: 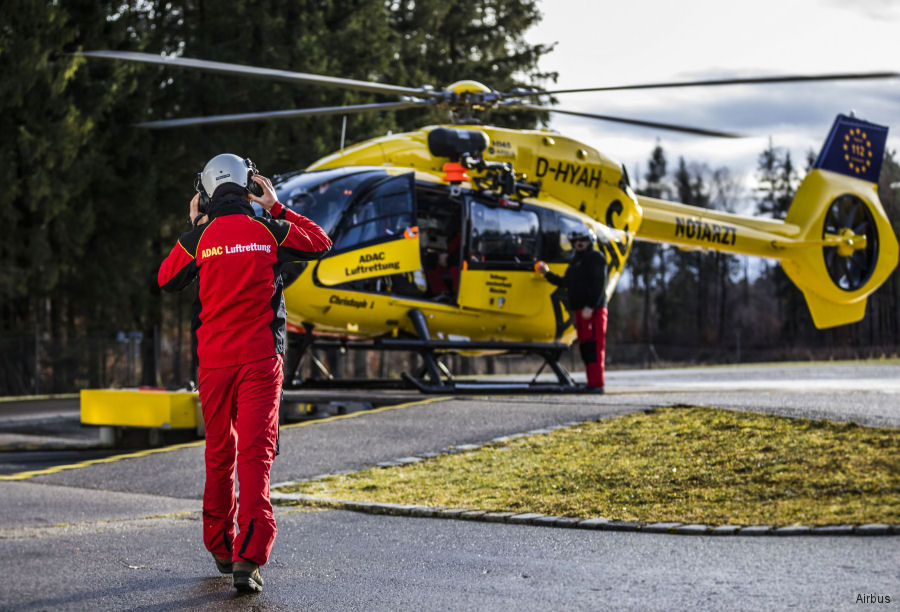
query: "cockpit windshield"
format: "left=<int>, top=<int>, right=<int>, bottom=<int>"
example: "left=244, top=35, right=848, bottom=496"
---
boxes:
left=273, top=168, right=385, bottom=235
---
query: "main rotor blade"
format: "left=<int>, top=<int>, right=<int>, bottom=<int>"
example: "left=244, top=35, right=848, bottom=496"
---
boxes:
left=507, top=103, right=741, bottom=138
left=135, top=100, right=431, bottom=129
left=509, top=71, right=900, bottom=97
left=79, top=50, right=429, bottom=98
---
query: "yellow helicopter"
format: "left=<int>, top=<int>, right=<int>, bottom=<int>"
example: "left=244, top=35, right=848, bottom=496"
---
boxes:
left=82, top=51, right=899, bottom=393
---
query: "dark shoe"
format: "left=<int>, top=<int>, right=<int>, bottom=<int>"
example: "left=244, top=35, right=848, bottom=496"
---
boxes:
left=233, top=560, right=264, bottom=593
left=586, top=386, right=605, bottom=394
left=212, top=554, right=232, bottom=574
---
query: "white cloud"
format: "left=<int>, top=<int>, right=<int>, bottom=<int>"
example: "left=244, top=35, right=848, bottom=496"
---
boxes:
left=819, top=0, right=900, bottom=21
left=527, top=0, right=900, bottom=187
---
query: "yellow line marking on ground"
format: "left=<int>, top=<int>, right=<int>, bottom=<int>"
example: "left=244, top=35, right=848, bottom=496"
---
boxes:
left=0, top=393, right=79, bottom=403
left=0, top=396, right=449, bottom=482
left=0, top=440, right=204, bottom=482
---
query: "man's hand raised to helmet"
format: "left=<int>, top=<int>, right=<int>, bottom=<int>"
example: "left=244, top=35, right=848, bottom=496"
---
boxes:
left=189, top=192, right=208, bottom=226
left=249, top=174, right=278, bottom=211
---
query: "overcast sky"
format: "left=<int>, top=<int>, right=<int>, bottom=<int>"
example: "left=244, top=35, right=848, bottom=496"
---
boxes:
left=526, top=0, right=900, bottom=190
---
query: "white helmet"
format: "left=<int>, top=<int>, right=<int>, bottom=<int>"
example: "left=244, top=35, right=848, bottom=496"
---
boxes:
left=195, top=153, right=263, bottom=199
left=567, top=228, right=596, bottom=244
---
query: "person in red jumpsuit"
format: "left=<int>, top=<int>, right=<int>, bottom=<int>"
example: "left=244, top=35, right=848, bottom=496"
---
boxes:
left=538, top=229, right=609, bottom=392
left=158, top=154, right=331, bottom=593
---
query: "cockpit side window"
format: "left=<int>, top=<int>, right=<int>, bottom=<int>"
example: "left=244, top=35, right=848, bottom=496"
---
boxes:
left=332, top=174, right=415, bottom=252
left=275, top=169, right=383, bottom=235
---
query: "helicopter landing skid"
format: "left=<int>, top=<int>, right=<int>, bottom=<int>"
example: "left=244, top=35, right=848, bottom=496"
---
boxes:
left=395, top=309, right=582, bottom=394
left=398, top=370, right=591, bottom=395
left=293, top=339, right=582, bottom=394
left=286, top=310, right=590, bottom=394
left=396, top=343, right=581, bottom=395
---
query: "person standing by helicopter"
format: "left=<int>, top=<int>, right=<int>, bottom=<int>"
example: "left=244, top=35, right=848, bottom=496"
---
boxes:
left=538, top=229, right=608, bottom=393
left=158, top=154, right=331, bottom=593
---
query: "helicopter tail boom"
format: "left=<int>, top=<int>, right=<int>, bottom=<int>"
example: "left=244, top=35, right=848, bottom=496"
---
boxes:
left=635, top=114, right=897, bottom=328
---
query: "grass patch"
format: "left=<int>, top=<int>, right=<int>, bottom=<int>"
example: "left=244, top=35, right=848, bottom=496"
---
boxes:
left=278, top=407, right=900, bottom=526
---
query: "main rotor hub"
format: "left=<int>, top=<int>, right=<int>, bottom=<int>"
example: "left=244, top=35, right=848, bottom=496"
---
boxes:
left=446, top=80, right=492, bottom=95
left=439, top=80, right=501, bottom=119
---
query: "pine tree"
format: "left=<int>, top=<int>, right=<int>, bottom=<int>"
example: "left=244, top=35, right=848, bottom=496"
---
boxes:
left=753, top=140, right=810, bottom=345
left=631, top=144, right=668, bottom=363
left=865, top=149, right=900, bottom=348
left=0, top=1, right=154, bottom=391
left=387, top=0, right=555, bottom=129
left=755, top=139, right=796, bottom=219
left=0, top=0, right=557, bottom=392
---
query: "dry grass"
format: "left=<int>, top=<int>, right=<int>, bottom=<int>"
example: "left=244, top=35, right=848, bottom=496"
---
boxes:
left=278, top=406, right=900, bottom=526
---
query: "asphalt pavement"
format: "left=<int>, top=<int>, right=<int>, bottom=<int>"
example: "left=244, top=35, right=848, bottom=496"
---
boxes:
left=0, top=362, right=897, bottom=610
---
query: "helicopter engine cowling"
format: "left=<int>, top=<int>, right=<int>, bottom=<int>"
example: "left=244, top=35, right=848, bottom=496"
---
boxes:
left=427, top=127, right=489, bottom=160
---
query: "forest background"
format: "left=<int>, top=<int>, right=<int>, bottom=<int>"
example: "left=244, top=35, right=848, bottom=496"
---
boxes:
left=2, top=0, right=899, bottom=395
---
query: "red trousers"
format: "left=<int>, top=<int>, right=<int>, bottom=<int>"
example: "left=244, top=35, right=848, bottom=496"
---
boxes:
left=574, top=307, right=607, bottom=389
left=198, top=355, right=282, bottom=566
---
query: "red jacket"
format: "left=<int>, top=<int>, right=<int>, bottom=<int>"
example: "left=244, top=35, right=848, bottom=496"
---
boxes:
left=158, top=196, right=331, bottom=368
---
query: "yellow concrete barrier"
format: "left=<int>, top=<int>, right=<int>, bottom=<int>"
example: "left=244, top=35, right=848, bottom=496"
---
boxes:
left=80, top=389, right=200, bottom=429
